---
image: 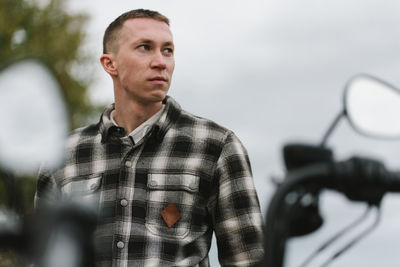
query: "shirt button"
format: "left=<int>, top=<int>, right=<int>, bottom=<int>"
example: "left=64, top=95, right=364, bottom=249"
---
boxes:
left=125, top=161, right=132, bottom=168
left=149, top=180, right=157, bottom=187
left=189, top=182, right=197, bottom=190
left=120, top=199, right=128, bottom=207
left=117, top=241, right=124, bottom=249
left=89, top=182, right=98, bottom=190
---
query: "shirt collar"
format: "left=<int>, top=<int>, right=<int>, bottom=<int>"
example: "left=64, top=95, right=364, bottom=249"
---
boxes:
left=110, top=105, right=165, bottom=144
left=100, top=96, right=182, bottom=144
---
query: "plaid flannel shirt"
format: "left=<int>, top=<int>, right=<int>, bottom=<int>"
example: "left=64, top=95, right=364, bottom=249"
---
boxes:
left=35, top=96, right=264, bottom=266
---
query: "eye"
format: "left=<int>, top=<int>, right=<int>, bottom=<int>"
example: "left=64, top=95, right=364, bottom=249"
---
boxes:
left=163, top=47, right=174, bottom=56
left=137, top=44, right=151, bottom=51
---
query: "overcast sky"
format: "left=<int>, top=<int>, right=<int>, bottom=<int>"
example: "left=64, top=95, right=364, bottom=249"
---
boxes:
left=65, top=1, right=400, bottom=266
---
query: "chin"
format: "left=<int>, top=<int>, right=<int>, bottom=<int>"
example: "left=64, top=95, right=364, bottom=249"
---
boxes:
left=150, top=89, right=168, bottom=100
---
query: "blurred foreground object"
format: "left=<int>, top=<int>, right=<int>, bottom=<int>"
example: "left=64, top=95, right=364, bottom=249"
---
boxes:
left=0, top=58, right=96, bottom=267
left=345, top=74, right=400, bottom=138
left=0, top=59, right=68, bottom=174
left=0, top=1, right=98, bottom=265
left=265, top=74, right=400, bottom=267
left=0, top=0, right=97, bottom=214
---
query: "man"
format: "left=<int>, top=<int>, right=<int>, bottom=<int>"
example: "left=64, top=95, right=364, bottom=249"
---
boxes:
left=35, top=9, right=264, bottom=266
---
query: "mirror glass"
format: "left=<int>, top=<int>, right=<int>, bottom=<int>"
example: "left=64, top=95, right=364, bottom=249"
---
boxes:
left=0, top=59, right=68, bottom=175
left=345, top=74, right=400, bottom=138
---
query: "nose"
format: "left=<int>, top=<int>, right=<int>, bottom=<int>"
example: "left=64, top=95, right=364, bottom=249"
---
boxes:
left=150, top=51, right=166, bottom=69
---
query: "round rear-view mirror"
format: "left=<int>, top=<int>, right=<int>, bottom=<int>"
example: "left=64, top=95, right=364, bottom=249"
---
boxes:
left=0, top=59, right=68, bottom=175
left=344, top=74, right=400, bottom=139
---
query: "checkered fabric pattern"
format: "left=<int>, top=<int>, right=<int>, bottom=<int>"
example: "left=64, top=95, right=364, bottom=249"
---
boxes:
left=35, top=96, right=264, bottom=266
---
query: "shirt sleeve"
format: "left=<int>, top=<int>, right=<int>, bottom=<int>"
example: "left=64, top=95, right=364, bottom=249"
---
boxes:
left=210, top=131, right=264, bottom=266
left=34, top=166, right=61, bottom=210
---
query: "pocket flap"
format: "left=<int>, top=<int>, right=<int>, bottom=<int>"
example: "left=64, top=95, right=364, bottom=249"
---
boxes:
left=148, top=173, right=199, bottom=192
left=61, top=174, right=103, bottom=195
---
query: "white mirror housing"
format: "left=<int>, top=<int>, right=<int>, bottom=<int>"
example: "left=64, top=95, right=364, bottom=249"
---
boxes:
left=0, top=59, right=68, bottom=175
left=344, top=74, right=400, bottom=139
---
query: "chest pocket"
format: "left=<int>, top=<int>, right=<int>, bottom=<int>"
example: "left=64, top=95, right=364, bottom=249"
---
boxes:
left=60, top=174, right=103, bottom=208
left=146, top=173, right=199, bottom=239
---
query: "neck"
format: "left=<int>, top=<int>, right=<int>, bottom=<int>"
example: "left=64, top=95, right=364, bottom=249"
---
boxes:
left=114, top=98, right=163, bottom=134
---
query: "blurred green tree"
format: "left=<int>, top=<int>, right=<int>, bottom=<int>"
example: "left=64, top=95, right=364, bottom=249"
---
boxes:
left=0, top=0, right=97, bottom=211
left=0, top=0, right=96, bottom=129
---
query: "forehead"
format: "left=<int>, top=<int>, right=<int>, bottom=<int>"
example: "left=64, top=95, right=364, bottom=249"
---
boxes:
left=119, top=18, right=173, bottom=44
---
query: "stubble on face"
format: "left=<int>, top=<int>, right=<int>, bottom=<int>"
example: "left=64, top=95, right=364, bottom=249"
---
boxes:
left=113, top=18, right=175, bottom=106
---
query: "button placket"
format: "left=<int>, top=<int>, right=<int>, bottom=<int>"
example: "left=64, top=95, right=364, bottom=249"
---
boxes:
left=115, top=146, right=145, bottom=261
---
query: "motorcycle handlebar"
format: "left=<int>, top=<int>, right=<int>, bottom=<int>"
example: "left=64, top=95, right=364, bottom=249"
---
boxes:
left=331, top=157, right=400, bottom=202
left=282, top=157, right=400, bottom=200
left=264, top=156, right=400, bottom=267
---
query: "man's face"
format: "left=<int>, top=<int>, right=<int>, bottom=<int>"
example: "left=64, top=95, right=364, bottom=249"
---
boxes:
left=112, top=18, right=175, bottom=104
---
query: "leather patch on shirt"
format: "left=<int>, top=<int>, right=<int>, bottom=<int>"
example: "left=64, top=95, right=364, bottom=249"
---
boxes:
left=161, top=203, right=181, bottom=227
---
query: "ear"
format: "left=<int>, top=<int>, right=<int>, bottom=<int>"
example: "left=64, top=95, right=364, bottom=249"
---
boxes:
left=100, top=53, right=118, bottom=76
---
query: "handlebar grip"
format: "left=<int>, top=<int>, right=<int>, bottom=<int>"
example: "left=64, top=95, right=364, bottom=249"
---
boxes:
left=332, top=157, right=400, bottom=203
left=383, top=171, right=400, bottom=192
left=333, top=157, right=387, bottom=183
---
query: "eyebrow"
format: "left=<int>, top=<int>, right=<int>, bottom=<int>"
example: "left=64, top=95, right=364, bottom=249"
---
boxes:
left=136, top=39, right=174, bottom=47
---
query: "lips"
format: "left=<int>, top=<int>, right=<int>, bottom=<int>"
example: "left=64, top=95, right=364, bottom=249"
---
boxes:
left=149, top=76, right=167, bottom=82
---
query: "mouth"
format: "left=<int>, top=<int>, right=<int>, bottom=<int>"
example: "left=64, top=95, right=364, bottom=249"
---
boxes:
left=149, top=76, right=167, bottom=83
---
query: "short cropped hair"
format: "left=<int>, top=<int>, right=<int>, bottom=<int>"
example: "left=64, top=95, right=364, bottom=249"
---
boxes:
left=103, top=9, right=170, bottom=54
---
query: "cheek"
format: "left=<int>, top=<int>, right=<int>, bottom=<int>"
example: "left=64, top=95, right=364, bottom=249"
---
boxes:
left=119, top=60, right=139, bottom=77
left=168, top=61, right=175, bottom=74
